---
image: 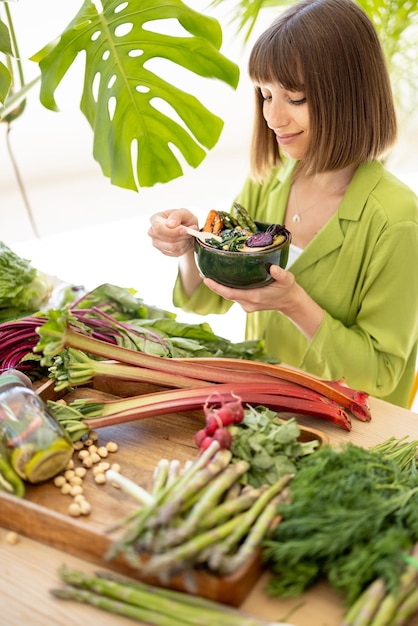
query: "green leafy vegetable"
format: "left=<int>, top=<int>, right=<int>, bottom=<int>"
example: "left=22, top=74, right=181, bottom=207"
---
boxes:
left=72, top=283, right=176, bottom=321
left=263, top=441, right=418, bottom=605
left=0, top=241, right=52, bottom=322
left=229, top=407, right=319, bottom=488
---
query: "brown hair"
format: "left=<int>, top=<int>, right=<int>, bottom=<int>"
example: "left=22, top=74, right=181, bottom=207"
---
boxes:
left=248, top=0, right=397, bottom=180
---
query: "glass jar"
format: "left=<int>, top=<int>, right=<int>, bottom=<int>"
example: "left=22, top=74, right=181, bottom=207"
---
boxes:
left=0, top=371, right=73, bottom=483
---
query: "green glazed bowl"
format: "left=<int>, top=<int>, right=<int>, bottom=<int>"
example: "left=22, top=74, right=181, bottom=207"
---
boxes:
left=194, top=221, right=291, bottom=289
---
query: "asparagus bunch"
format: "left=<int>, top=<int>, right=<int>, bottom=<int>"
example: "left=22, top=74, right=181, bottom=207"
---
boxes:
left=106, top=440, right=292, bottom=579
left=341, top=544, right=418, bottom=625
left=51, top=565, right=289, bottom=626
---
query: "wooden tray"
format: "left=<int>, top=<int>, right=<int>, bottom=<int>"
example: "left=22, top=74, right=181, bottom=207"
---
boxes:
left=0, top=377, right=329, bottom=607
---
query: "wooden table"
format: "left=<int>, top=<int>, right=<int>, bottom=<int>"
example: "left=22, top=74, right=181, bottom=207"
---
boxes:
left=2, top=396, right=418, bottom=626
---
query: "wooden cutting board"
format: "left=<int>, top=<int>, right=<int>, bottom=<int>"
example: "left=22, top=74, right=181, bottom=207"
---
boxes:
left=0, top=377, right=328, bottom=607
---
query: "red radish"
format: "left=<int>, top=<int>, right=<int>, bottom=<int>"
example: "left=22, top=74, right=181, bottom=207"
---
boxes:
left=216, top=401, right=244, bottom=425
left=205, top=413, right=224, bottom=435
left=203, top=392, right=244, bottom=430
left=200, top=436, right=214, bottom=451
left=193, top=429, right=208, bottom=447
left=212, top=427, right=233, bottom=449
left=194, top=392, right=244, bottom=452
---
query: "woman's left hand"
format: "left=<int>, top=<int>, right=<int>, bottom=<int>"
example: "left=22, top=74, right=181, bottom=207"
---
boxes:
left=203, top=264, right=325, bottom=339
left=203, top=265, right=297, bottom=313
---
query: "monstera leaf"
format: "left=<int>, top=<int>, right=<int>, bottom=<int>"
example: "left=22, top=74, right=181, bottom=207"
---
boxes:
left=34, top=0, right=240, bottom=190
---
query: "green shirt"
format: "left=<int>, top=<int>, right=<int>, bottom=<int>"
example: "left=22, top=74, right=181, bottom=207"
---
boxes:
left=174, top=160, right=418, bottom=408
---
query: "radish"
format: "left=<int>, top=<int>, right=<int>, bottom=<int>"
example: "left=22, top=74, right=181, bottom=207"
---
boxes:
left=212, top=427, right=233, bottom=449
left=193, top=428, right=208, bottom=447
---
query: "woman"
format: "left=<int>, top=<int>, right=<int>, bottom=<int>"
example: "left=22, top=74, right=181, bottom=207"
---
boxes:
left=148, top=0, right=418, bottom=407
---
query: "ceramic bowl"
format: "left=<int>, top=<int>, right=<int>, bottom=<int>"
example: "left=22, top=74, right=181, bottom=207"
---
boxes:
left=194, top=221, right=291, bottom=289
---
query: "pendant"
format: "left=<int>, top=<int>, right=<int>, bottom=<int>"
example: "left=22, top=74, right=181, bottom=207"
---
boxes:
left=292, top=213, right=301, bottom=223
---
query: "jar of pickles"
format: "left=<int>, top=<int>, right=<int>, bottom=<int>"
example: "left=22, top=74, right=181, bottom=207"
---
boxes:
left=0, top=370, right=73, bottom=483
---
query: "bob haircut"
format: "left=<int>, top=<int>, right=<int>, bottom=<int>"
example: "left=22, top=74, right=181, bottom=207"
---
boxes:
left=248, top=0, right=397, bottom=181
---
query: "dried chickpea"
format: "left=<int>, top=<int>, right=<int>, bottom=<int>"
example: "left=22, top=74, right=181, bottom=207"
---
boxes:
left=83, top=438, right=94, bottom=447
left=89, top=431, right=99, bottom=441
left=68, top=502, right=82, bottom=517
left=110, top=463, right=121, bottom=473
left=69, top=476, right=83, bottom=487
left=54, top=475, right=66, bottom=488
left=90, top=452, right=101, bottom=464
left=74, top=467, right=87, bottom=478
left=60, top=483, right=72, bottom=495
left=70, top=485, right=83, bottom=497
left=97, top=446, right=108, bottom=458
left=106, top=441, right=118, bottom=453
left=6, top=531, right=19, bottom=545
left=82, top=456, right=93, bottom=469
left=65, top=458, right=75, bottom=470
left=73, top=494, right=86, bottom=503
left=87, top=444, right=98, bottom=454
left=64, top=469, right=75, bottom=481
left=94, top=473, right=107, bottom=485
left=73, top=441, right=84, bottom=450
left=78, top=449, right=89, bottom=460
left=79, top=500, right=91, bottom=515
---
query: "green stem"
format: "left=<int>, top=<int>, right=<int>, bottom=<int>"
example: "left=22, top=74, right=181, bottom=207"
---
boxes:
left=217, top=492, right=282, bottom=575
left=151, top=458, right=170, bottom=496
left=106, top=441, right=221, bottom=558
left=341, top=578, right=386, bottom=626
left=162, top=459, right=250, bottom=548
left=149, top=448, right=233, bottom=528
left=368, top=545, right=418, bottom=626
left=200, top=486, right=263, bottom=530
left=5, top=126, right=40, bottom=238
left=55, top=566, right=281, bottom=626
left=207, top=474, right=293, bottom=571
left=392, top=587, right=418, bottom=626
left=51, top=585, right=185, bottom=626
left=139, top=512, right=246, bottom=577
left=4, top=4, right=24, bottom=88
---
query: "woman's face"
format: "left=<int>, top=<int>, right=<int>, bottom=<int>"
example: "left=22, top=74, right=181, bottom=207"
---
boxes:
left=257, top=82, right=310, bottom=160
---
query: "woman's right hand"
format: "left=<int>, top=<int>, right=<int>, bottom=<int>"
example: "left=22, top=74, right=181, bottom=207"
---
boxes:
left=148, top=209, right=199, bottom=258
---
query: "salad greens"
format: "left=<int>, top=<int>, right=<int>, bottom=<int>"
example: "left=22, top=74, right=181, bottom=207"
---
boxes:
left=71, top=283, right=177, bottom=321
left=229, top=408, right=319, bottom=488
left=0, top=241, right=52, bottom=322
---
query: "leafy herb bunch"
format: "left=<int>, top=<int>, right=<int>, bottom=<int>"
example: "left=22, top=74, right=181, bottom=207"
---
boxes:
left=263, top=439, right=418, bottom=606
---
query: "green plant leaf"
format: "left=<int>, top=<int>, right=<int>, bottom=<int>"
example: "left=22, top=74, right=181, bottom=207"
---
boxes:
left=0, top=17, right=12, bottom=55
left=33, top=0, right=240, bottom=190
left=0, top=60, right=11, bottom=105
left=0, top=18, right=12, bottom=104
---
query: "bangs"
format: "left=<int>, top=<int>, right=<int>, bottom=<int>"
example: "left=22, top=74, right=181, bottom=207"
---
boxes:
left=248, top=23, right=304, bottom=92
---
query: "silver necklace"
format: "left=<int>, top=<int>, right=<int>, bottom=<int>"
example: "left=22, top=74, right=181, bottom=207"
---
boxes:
left=292, top=185, right=327, bottom=223
left=292, top=181, right=348, bottom=223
